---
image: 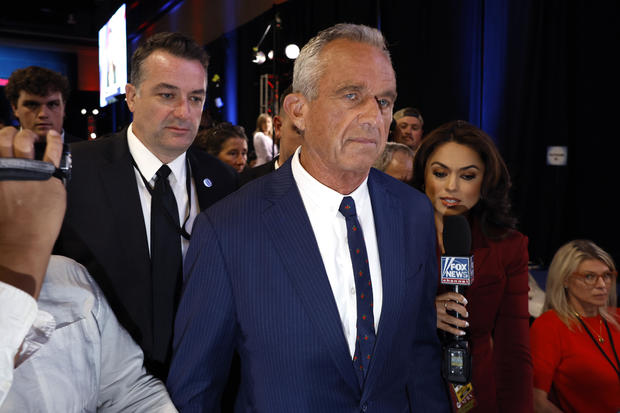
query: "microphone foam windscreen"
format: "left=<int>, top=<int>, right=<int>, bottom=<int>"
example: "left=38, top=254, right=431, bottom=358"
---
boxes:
left=443, top=215, right=472, bottom=256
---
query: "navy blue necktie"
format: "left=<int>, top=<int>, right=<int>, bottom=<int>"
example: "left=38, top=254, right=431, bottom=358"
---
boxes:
left=339, top=196, right=376, bottom=385
left=150, top=164, right=182, bottom=368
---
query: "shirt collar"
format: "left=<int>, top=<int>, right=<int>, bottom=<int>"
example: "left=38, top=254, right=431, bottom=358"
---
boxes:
left=127, top=123, right=186, bottom=184
left=291, top=146, right=369, bottom=216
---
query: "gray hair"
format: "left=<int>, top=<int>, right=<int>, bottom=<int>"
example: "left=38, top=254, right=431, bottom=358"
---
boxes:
left=292, top=23, right=391, bottom=100
left=373, top=142, right=415, bottom=172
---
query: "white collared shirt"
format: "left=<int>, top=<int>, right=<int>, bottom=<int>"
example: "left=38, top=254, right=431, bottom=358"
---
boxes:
left=291, top=147, right=383, bottom=358
left=0, top=257, right=176, bottom=411
left=127, top=124, right=199, bottom=258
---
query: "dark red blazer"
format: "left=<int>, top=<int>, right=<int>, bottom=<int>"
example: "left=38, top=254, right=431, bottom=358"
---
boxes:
left=439, top=219, right=533, bottom=412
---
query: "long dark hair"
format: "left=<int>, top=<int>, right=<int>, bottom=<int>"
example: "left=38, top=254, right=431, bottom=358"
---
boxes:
left=412, top=120, right=516, bottom=237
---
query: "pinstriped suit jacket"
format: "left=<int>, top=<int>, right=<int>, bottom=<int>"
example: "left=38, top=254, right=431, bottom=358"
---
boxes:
left=168, top=161, right=450, bottom=412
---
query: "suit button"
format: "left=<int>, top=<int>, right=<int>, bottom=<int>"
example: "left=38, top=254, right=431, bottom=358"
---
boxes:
left=361, top=402, right=368, bottom=412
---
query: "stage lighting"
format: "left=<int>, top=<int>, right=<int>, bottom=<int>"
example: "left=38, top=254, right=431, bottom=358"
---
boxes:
left=285, top=44, right=300, bottom=59
left=252, top=50, right=266, bottom=64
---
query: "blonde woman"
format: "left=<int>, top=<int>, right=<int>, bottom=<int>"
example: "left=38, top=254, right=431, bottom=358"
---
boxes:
left=531, top=240, right=619, bottom=412
left=253, top=113, right=278, bottom=166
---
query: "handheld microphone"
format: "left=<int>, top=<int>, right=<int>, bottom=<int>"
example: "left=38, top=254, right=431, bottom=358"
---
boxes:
left=440, top=214, right=474, bottom=294
left=440, top=214, right=473, bottom=384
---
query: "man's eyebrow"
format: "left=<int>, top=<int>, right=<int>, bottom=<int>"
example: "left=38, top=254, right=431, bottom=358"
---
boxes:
left=378, top=89, right=397, bottom=101
left=153, top=83, right=205, bottom=95
left=153, top=83, right=180, bottom=91
left=334, top=84, right=364, bottom=95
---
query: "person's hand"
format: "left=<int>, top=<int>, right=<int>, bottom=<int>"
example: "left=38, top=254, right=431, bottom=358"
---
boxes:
left=0, top=127, right=66, bottom=298
left=436, top=292, right=469, bottom=336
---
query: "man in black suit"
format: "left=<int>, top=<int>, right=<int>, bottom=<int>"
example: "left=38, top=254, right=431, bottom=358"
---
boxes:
left=55, top=32, right=238, bottom=379
left=239, top=86, right=303, bottom=185
left=4, top=66, right=82, bottom=143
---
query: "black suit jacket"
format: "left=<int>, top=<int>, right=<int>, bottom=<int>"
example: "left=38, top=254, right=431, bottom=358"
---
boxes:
left=55, top=128, right=238, bottom=378
left=63, top=132, right=84, bottom=143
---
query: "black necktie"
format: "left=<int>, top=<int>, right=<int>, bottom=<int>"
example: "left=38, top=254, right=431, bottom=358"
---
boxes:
left=150, top=164, right=182, bottom=366
left=339, top=196, right=376, bottom=386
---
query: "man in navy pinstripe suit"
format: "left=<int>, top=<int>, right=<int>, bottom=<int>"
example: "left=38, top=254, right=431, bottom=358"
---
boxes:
left=168, top=23, right=449, bottom=412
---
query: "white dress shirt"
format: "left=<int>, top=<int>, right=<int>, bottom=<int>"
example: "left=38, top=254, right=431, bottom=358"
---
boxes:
left=0, top=256, right=176, bottom=412
left=127, top=124, right=200, bottom=258
left=0, top=282, right=36, bottom=406
left=253, top=131, right=279, bottom=166
left=291, top=147, right=383, bottom=358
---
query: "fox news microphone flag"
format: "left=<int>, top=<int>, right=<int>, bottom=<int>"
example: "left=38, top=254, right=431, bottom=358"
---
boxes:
left=441, top=215, right=474, bottom=288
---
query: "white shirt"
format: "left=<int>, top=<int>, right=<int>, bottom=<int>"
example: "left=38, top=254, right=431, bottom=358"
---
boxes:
left=127, top=124, right=200, bottom=258
left=0, top=256, right=176, bottom=412
left=253, top=131, right=279, bottom=166
left=0, top=283, right=36, bottom=406
left=291, top=147, right=383, bottom=358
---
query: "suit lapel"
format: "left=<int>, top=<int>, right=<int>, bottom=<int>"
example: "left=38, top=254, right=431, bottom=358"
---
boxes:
left=99, top=132, right=151, bottom=269
left=187, top=149, right=211, bottom=210
left=362, top=171, right=407, bottom=396
left=262, top=163, right=361, bottom=395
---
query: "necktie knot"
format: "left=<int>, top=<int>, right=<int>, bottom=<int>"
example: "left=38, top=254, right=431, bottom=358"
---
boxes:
left=156, top=164, right=172, bottom=181
left=339, top=196, right=357, bottom=218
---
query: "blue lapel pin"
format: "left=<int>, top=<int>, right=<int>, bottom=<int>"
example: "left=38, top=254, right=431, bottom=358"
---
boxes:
left=203, top=178, right=213, bottom=188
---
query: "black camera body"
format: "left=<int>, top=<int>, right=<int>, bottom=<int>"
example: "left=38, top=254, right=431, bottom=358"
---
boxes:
left=0, top=142, right=71, bottom=183
left=442, top=337, right=472, bottom=384
left=34, top=141, right=72, bottom=182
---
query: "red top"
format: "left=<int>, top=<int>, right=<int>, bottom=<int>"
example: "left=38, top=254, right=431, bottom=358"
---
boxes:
left=531, top=308, right=620, bottom=413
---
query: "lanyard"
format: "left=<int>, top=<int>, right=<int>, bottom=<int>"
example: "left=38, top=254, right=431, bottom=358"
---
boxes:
left=576, top=315, right=620, bottom=382
left=130, top=155, right=192, bottom=241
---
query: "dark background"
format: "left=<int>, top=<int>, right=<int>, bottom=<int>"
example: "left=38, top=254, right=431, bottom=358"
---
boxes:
left=1, top=0, right=618, bottom=267
left=209, top=0, right=619, bottom=267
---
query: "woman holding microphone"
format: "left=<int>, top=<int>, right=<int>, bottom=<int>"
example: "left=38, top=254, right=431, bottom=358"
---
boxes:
left=412, top=120, right=532, bottom=412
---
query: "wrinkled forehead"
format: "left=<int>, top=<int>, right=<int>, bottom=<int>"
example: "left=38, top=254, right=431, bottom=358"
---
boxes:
left=318, top=39, right=396, bottom=90
left=140, top=51, right=207, bottom=89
